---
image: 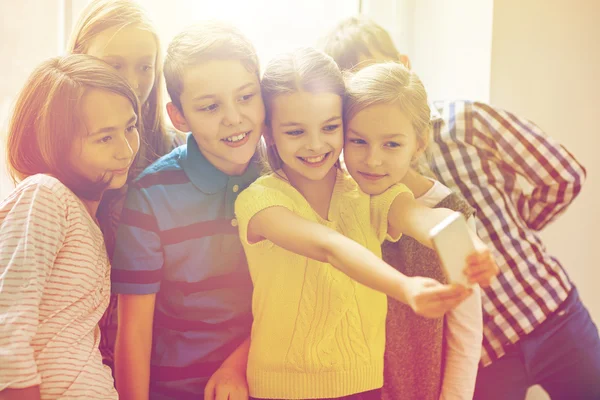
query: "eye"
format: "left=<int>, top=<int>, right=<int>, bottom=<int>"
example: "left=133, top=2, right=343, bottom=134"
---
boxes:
left=348, top=138, right=367, bottom=145
left=323, top=124, right=340, bottom=132
left=110, top=64, right=122, bottom=70
left=198, top=104, right=219, bottom=112
left=126, top=125, right=138, bottom=133
left=285, top=129, right=303, bottom=136
left=98, top=135, right=112, bottom=144
left=141, top=64, right=154, bottom=72
left=385, top=141, right=403, bottom=148
left=239, top=93, right=255, bottom=102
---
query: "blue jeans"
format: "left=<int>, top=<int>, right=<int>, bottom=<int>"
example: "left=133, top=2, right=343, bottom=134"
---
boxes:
left=474, top=288, right=600, bottom=399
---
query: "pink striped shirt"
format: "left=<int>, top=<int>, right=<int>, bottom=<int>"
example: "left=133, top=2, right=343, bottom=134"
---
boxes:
left=0, top=174, right=117, bottom=399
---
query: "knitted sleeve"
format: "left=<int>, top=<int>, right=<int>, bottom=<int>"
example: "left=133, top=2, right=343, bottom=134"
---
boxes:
left=235, top=177, right=297, bottom=249
left=371, top=183, right=413, bottom=243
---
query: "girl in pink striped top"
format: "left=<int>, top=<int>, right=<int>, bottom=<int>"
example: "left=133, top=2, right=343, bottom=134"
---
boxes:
left=0, top=54, right=140, bottom=399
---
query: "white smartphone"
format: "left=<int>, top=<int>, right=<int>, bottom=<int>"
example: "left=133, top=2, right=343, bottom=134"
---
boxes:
left=429, top=211, right=476, bottom=287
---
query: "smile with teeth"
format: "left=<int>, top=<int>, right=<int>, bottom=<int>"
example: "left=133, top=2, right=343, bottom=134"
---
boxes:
left=222, top=131, right=250, bottom=142
left=299, top=153, right=329, bottom=164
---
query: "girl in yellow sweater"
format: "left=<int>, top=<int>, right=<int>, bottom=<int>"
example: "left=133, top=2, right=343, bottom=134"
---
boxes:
left=226, top=48, right=497, bottom=400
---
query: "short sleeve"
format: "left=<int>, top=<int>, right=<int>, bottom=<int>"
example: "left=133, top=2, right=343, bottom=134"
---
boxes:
left=370, top=183, right=413, bottom=243
left=111, top=185, right=164, bottom=295
left=235, top=179, right=296, bottom=249
left=0, top=179, right=67, bottom=389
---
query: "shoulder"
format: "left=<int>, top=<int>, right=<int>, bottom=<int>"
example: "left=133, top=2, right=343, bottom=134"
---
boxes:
left=433, top=100, right=530, bottom=127
left=131, top=146, right=188, bottom=191
left=15, top=174, right=78, bottom=209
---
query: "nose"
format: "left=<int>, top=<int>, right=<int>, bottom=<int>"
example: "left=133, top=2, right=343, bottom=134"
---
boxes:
left=222, top=101, right=242, bottom=126
left=365, top=146, right=382, bottom=168
left=123, top=67, right=140, bottom=93
left=306, top=130, right=327, bottom=153
left=115, top=132, right=136, bottom=162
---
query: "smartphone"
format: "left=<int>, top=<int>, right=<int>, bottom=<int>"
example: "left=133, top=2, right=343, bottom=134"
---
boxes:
left=429, top=211, right=476, bottom=287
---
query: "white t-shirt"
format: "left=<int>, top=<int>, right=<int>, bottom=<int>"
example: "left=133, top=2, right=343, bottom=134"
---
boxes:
left=416, top=178, right=483, bottom=400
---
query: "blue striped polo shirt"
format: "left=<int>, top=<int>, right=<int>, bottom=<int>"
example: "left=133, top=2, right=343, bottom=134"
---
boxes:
left=111, top=134, right=257, bottom=400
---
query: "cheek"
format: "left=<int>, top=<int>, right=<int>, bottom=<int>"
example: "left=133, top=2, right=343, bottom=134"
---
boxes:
left=130, top=132, right=141, bottom=157
left=138, top=73, right=155, bottom=102
left=387, top=155, right=411, bottom=176
left=342, top=147, right=362, bottom=169
left=245, top=100, right=266, bottom=125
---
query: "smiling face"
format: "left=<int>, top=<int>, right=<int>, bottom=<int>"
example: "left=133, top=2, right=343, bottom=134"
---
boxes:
left=85, top=24, right=157, bottom=105
left=268, top=91, right=343, bottom=183
left=69, top=88, right=140, bottom=191
left=168, top=59, right=265, bottom=175
left=344, top=102, right=423, bottom=195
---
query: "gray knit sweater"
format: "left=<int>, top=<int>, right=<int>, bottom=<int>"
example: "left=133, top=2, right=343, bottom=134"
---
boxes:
left=382, top=192, right=475, bottom=400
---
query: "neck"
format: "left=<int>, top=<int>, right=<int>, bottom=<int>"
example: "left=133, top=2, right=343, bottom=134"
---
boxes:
left=80, top=198, right=101, bottom=221
left=198, top=146, right=250, bottom=176
left=400, top=169, right=434, bottom=198
left=282, top=165, right=337, bottom=220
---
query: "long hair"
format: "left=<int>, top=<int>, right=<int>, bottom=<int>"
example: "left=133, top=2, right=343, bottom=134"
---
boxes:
left=68, top=0, right=170, bottom=177
left=6, top=54, right=140, bottom=200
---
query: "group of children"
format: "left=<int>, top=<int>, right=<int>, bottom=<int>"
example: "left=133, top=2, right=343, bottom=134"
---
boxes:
left=3, top=0, right=594, bottom=400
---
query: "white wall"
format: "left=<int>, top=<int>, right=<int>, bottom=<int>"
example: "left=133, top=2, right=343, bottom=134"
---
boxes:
left=365, top=0, right=494, bottom=102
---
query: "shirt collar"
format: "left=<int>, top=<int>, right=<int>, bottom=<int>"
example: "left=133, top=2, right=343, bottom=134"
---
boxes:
left=179, top=134, right=260, bottom=194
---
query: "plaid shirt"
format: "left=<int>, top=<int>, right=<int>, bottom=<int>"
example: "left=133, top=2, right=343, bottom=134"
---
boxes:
left=428, top=101, right=586, bottom=366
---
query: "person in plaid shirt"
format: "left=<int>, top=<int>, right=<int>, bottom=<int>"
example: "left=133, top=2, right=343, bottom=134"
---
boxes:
left=323, top=16, right=600, bottom=400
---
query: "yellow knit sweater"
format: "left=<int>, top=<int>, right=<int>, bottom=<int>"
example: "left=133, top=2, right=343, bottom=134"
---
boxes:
left=235, top=169, right=411, bottom=399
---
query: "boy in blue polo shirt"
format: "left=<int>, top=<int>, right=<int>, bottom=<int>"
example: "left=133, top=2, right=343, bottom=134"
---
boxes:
left=110, top=22, right=265, bottom=400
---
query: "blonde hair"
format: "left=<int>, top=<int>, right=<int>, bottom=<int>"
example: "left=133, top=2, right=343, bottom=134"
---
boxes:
left=344, top=62, right=432, bottom=173
left=6, top=54, right=140, bottom=200
left=68, top=0, right=170, bottom=177
left=164, top=21, right=260, bottom=113
left=321, top=16, right=400, bottom=71
left=260, top=47, right=345, bottom=172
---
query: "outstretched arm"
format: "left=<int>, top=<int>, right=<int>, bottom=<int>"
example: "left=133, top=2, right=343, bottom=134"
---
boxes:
left=388, top=193, right=498, bottom=287
left=247, top=206, right=471, bottom=317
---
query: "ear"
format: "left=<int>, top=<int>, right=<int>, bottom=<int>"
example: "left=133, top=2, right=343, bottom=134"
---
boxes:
left=166, top=102, right=190, bottom=132
left=398, top=53, right=412, bottom=70
left=412, top=129, right=430, bottom=161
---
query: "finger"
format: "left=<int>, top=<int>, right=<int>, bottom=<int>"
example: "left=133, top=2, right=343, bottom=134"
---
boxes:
left=215, top=386, right=229, bottom=400
left=204, top=380, right=215, bottom=400
left=467, top=269, right=496, bottom=285
left=230, top=388, right=249, bottom=400
left=429, top=284, right=469, bottom=300
left=467, top=250, right=490, bottom=264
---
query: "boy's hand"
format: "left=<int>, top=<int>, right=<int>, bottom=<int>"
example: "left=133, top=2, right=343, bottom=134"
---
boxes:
left=204, top=366, right=248, bottom=400
left=405, top=276, right=472, bottom=318
left=464, top=247, right=499, bottom=287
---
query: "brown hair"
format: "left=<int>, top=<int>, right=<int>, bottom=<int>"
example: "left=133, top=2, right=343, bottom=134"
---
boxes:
left=6, top=54, right=140, bottom=200
left=164, top=21, right=260, bottom=113
left=321, top=16, right=400, bottom=71
left=68, top=0, right=171, bottom=177
left=344, top=62, right=432, bottom=173
left=260, top=47, right=346, bottom=172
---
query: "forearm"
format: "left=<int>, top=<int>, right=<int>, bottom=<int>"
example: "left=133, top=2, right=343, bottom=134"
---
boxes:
left=439, top=286, right=483, bottom=400
left=392, top=199, right=455, bottom=249
left=221, top=337, right=250, bottom=369
left=114, top=294, right=155, bottom=400
left=324, top=233, right=412, bottom=304
left=114, top=327, right=152, bottom=400
left=0, top=386, right=41, bottom=400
